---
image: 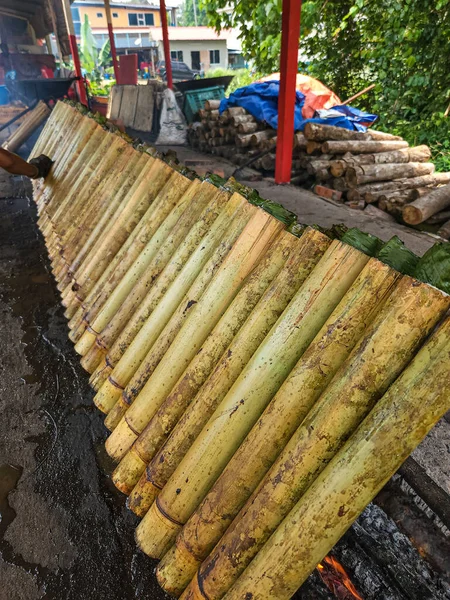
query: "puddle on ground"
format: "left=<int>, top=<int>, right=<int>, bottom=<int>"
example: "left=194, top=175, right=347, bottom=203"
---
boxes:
left=0, top=464, right=23, bottom=534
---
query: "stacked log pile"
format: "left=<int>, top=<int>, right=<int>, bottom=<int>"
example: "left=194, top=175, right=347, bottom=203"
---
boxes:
left=31, top=102, right=450, bottom=600
left=188, top=104, right=450, bottom=236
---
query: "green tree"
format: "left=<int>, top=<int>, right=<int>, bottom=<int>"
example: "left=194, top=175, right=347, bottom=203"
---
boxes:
left=178, top=0, right=208, bottom=26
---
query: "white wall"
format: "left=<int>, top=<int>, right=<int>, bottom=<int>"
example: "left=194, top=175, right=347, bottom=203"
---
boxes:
left=158, top=39, right=228, bottom=72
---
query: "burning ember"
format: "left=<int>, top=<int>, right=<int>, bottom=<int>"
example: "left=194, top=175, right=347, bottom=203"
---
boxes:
left=317, top=555, right=363, bottom=599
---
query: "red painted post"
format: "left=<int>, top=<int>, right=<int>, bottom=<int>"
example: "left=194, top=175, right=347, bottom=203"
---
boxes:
left=275, top=0, right=302, bottom=184
left=104, top=0, right=121, bottom=83
left=159, top=0, right=173, bottom=89
left=61, top=0, right=88, bottom=107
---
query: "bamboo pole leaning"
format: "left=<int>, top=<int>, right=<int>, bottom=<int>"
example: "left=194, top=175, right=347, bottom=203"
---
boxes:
left=178, top=274, right=449, bottom=600
left=3, top=101, right=52, bottom=153
left=134, top=240, right=371, bottom=560
left=156, top=251, right=404, bottom=596
left=221, top=315, right=450, bottom=600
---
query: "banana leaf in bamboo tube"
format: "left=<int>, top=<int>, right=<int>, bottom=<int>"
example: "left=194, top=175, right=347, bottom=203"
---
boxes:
left=126, top=229, right=331, bottom=518
left=221, top=316, right=450, bottom=600
left=181, top=276, right=450, bottom=600
left=89, top=188, right=232, bottom=392
left=134, top=240, right=371, bottom=559
left=74, top=174, right=199, bottom=357
left=157, top=252, right=405, bottom=596
left=64, top=154, right=174, bottom=298
left=93, top=193, right=248, bottom=415
left=80, top=179, right=217, bottom=374
left=111, top=230, right=300, bottom=495
left=103, top=205, right=283, bottom=450
left=84, top=181, right=228, bottom=375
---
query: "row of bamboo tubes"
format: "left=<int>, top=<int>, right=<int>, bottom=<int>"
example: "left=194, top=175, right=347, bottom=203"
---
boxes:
left=31, top=101, right=450, bottom=600
left=189, top=102, right=450, bottom=236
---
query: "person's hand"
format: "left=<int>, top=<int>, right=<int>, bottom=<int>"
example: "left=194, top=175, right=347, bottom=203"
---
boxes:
left=29, top=155, right=53, bottom=179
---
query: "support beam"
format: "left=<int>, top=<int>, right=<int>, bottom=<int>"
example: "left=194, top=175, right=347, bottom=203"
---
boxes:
left=275, top=0, right=302, bottom=184
left=61, top=0, right=88, bottom=106
left=104, top=0, right=120, bottom=83
left=159, top=0, right=173, bottom=89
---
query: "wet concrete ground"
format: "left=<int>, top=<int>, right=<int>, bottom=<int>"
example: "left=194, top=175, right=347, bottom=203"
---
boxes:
left=0, top=177, right=168, bottom=599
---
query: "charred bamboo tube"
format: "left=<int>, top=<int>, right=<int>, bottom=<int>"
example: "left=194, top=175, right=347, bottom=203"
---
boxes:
left=74, top=175, right=198, bottom=357
left=403, top=183, right=450, bottom=224
left=91, top=192, right=246, bottom=414
left=68, top=162, right=179, bottom=341
left=110, top=231, right=297, bottom=494
left=157, top=258, right=401, bottom=596
left=105, top=209, right=284, bottom=461
left=127, top=229, right=330, bottom=517
left=135, top=240, right=370, bottom=559
left=89, top=189, right=231, bottom=391
left=181, top=277, right=450, bottom=600
left=80, top=179, right=216, bottom=374
left=222, top=316, right=450, bottom=600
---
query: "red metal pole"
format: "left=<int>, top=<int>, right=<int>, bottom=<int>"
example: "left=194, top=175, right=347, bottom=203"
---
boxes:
left=159, top=0, right=173, bottom=89
left=104, top=0, right=120, bottom=83
left=275, top=0, right=302, bottom=184
left=61, top=0, right=88, bottom=106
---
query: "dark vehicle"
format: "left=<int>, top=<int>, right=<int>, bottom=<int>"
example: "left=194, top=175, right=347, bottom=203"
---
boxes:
left=156, top=60, right=202, bottom=82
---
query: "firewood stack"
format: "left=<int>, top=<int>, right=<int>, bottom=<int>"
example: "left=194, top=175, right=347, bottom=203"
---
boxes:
left=188, top=103, right=450, bottom=235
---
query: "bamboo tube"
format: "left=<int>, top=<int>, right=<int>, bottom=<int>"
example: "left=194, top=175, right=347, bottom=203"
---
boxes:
left=3, top=101, right=52, bottom=153
left=29, top=100, right=67, bottom=159
left=127, top=229, right=330, bottom=517
left=86, top=181, right=226, bottom=373
left=222, top=316, right=450, bottom=600
left=181, top=277, right=450, bottom=600
left=135, top=240, right=370, bottom=559
left=110, top=231, right=298, bottom=494
left=89, top=189, right=231, bottom=391
left=67, top=161, right=178, bottom=340
left=104, top=207, right=283, bottom=459
left=157, top=258, right=401, bottom=596
left=74, top=174, right=197, bottom=357
left=92, top=193, right=247, bottom=415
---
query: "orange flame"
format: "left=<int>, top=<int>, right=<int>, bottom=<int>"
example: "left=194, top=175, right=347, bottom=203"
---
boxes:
left=316, top=555, right=363, bottom=600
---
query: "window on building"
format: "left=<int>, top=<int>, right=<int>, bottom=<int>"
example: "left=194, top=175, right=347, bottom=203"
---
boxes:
left=128, top=13, right=138, bottom=25
left=170, top=50, right=183, bottom=61
left=71, top=7, right=81, bottom=36
left=145, top=13, right=154, bottom=25
left=113, top=12, right=118, bottom=18
left=209, top=50, right=220, bottom=64
left=96, top=12, right=103, bottom=17
left=128, top=12, right=153, bottom=26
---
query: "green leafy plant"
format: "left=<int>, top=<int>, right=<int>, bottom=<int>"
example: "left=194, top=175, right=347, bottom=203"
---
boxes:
left=79, top=14, right=114, bottom=96
left=205, top=68, right=257, bottom=94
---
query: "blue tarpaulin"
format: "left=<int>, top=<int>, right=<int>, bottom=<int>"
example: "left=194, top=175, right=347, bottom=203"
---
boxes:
left=219, top=81, right=378, bottom=132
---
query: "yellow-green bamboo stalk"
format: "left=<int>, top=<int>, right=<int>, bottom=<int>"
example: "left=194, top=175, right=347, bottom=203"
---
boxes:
left=58, top=145, right=139, bottom=274
left=36, top=114, right=98, bottom=217
left=93, top=192, right=247, bottom=415
left=105, top=208, right=283, bottom=463
left=82, top=179, right=220, bottom=374
left=134, top=240, right=369, bottom=559
left=112, top=230, right=300, bottom=495
left=179, top=276, right=450, bottom=600
left=29, top=100, right=67, bottom=160
left=74, top=173, right=196, bottom=356
left=66, top=158, right=174, bottom=333
left=156, top=257, right=401, bottom=595
left=128, top=228, right=330, bottom=517
left=89, top=188, right=231, bottom=391
left=220, top=316, right=450, bottom=600
left=43, top=132, right=119, bottom=261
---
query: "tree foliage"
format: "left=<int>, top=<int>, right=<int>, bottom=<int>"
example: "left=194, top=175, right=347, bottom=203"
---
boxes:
left=178, top=0, right=208, bottom=26
left=201, top=0, right=450, bottom=168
